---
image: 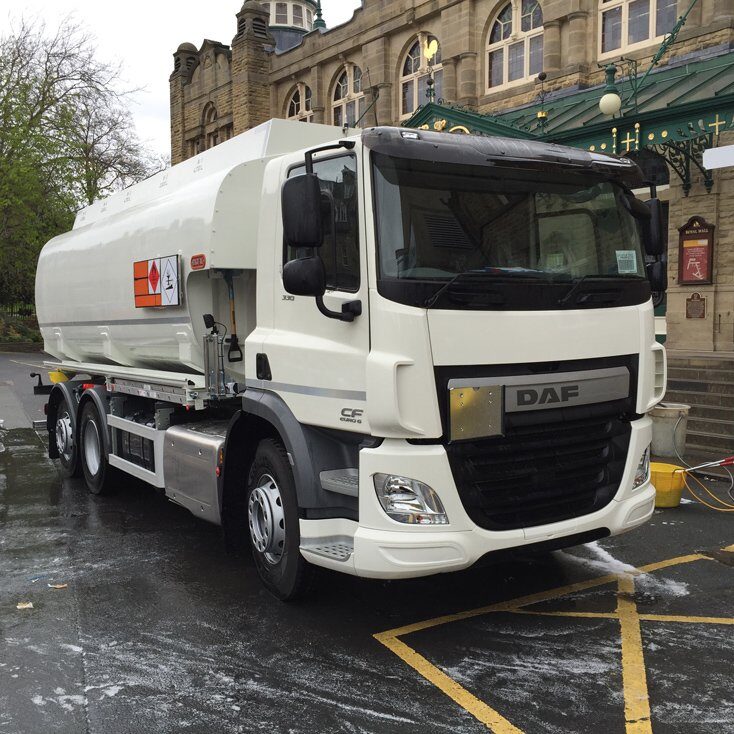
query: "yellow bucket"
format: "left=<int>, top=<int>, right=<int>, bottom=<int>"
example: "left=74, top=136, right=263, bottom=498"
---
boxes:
left=651, top=462, right=686, bottom=508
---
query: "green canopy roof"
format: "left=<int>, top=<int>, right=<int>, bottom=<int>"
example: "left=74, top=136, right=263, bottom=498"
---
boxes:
left=406, top=51, right=734, bottom=155
left=404, top=51, right=734, bottom=193
left=500, top=51, right=734, bottom=152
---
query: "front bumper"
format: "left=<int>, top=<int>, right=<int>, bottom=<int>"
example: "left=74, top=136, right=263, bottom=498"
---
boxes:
left=300, top=416, right=655, bottom=579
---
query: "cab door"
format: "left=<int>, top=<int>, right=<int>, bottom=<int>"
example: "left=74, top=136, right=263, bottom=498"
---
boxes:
left=264, top=150, right=370, bottom=433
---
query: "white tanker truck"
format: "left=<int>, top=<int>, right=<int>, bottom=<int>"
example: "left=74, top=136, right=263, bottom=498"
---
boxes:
left=36, top=119, right=667, bottom=599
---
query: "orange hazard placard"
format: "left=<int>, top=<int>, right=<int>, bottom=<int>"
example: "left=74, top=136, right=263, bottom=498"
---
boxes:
left=134, top=256, right=180, bottom=308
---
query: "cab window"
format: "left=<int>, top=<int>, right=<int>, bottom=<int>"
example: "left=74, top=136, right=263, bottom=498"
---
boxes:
left=286, top=155, right=360, bottom=292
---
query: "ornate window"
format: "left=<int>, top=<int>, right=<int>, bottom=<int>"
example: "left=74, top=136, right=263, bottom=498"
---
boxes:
left=599, top=0, right=677, bottom=55
left=333, top=65, right=366, bottom=128
left=400, top=34, right=443, bottom=118
left=293, top=4, right=303, bottom=26
left=287, top=83, right=313, bottom=122
left=275, top=3, right=288, bottom=24
left=189, top=102, right=232, bottom=156
left=486, top=0, right=544, bottom=91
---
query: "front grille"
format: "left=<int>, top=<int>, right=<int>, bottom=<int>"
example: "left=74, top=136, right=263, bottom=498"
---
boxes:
left=446, top=403, right=632, bottom=531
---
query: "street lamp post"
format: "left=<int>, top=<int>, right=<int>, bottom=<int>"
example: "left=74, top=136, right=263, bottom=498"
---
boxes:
left=598, top=0, right=700, bottom=117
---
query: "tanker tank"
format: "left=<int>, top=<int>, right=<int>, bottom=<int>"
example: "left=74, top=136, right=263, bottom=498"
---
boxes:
left=35, top=119, right=347, bottom=377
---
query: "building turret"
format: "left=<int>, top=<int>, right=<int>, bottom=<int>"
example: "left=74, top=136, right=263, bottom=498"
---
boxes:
left=231, top=1, right=276, bottom=134
left=170, top=42, right=199, bottom=164
left=259, top=0, right=321, bottom=52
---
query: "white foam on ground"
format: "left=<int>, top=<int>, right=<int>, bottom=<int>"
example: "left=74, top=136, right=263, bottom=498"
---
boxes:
left=559, top=541, right=689, bottom=597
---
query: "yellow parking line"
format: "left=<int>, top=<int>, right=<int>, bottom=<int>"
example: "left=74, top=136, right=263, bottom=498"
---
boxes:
left=375, top=633, right=524, bottom=734
left=379, top=552, right=709, bottom=640
left=374, top=546, right=732, bottom=733
left=513, top=609, right=734, bottom=625
left=639, top=613, right=734, bottom=625
left=617, top=575, right=653, bottom=734
left=636, top=552, right=707, bottom=574
left=378, top=572, right=622, bottom=638
left=513, top=610, right=617, bottom=620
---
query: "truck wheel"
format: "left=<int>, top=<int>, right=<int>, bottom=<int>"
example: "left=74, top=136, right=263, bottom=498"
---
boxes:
left=54, top=396, right=79, bottom=478
left=246, top=439, right=313, bottom=601
left=79, top=401, right=115, bottom=495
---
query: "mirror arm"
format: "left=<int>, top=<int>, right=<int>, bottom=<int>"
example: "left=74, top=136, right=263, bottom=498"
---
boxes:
left=305, top=140, right=356, bottom=174
left=315, top=296, right=362, bottom=323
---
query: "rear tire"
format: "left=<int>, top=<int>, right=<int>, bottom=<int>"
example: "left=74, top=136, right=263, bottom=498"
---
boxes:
left=246, top=439, right=313, bottom=601
left=79, top=401, right=116, bottom=495
left=54, top=395, right=79, bottom=478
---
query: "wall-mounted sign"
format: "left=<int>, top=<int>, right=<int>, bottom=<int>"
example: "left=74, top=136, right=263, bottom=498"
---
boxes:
left=134, top=255, right=181, bottom=308
left=679, top=216, right=714, bottom=285
left=685, top=292, right=706, bottom=319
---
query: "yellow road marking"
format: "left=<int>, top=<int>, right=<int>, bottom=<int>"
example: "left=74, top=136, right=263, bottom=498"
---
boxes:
left=617, top=575, right=653, bottom=734
left=375, top=633, right=523, bottom=733
left=374, top=546, right=732, bottom=733
left=640, top=613, right=734, bottom=624
left=512, top=609, right=734, bottom=625
left=379, top=553, right=709, bottom=640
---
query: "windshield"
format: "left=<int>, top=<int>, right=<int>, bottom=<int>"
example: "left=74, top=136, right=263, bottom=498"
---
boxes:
left=372, top=153, right=650, bottom=310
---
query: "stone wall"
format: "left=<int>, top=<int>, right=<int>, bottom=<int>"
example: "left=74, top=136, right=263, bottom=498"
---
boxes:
left=172, top=0, right=733, bottom=157
left=666, top=130, right=734, bottom=352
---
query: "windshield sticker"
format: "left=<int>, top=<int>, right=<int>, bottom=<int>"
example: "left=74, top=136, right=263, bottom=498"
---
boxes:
left=616, top=250, right=638, bottom=274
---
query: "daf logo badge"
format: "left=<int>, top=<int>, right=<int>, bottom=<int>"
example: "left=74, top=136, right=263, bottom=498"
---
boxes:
left=516, top=385, right=580, bottom=406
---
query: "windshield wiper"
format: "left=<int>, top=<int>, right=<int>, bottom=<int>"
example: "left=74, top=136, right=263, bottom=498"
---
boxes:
left=423, top=269, right=549, bottom=308
left=558, top=275, right=641, bottom=306
left=423, top=272, right=470, bottom=308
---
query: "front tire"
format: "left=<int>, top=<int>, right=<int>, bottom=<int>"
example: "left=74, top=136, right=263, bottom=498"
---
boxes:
left=79, top=401, right=115, bottom=495
left=246, top=439, right=313, bottom=601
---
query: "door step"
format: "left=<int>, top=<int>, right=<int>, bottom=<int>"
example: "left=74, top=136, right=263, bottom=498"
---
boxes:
left=301, top=537, right=354, bottom=562
left=320, top=469, right=359, bottom=497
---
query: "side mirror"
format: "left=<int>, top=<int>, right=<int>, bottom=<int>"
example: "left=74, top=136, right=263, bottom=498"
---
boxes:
left=644, top=198, right=665, bottom=257
left=647, top=259, right=667, bottom=293
left=283, top=256, right=326, bottom=297
left=282, top=174, right=323, bottom=248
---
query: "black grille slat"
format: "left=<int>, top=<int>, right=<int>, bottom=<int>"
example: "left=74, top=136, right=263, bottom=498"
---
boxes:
left=436, top=355, right=638, bottom=531
left=445, top=398, right=633, bottom=531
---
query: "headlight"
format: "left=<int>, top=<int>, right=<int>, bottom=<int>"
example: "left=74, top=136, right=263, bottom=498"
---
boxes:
left=373, top=474, right=449, bottom=525
left=633, top=447, right=650, bottom=489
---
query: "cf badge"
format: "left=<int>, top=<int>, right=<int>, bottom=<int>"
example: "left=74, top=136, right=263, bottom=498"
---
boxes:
left=340, top=408, right=364, bottom=425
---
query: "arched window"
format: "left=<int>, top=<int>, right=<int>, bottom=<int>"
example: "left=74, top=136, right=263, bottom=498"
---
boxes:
left=332, top=65, right=366, bottom=127
left=287, top=83, right=313, bottom=122
left=487, top=0, right=544, bottom=91
left=204, top=103, right=217, bottom=126
left=599, top=0, right=677, bottom=55
left=203, top=103, right=219, bottom=149
left=400, top=34, right=443, bottom=118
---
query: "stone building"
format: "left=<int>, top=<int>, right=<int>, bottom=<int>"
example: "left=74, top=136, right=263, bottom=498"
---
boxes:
left=171, top=0, right=734, bottom=355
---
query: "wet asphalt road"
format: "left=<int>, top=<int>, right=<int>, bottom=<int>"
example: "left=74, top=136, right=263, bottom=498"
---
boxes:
left=1, top=352, right=733, bottom=734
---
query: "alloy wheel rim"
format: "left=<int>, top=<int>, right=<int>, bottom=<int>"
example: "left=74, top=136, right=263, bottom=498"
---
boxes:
left=55, top=410, right=74, bottom=463
left=248, top=474, right=286, bottom=565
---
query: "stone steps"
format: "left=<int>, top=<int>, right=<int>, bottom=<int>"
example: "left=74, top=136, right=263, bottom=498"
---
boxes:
left=662, top=355, right=734, bottom=461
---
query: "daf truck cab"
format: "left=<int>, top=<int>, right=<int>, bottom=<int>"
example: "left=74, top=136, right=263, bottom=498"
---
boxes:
left=36, top=121, right=666, bottom=599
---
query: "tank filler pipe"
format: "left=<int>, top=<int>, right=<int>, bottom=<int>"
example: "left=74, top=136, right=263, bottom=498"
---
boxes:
left=224, top=272, right=243, bottom=363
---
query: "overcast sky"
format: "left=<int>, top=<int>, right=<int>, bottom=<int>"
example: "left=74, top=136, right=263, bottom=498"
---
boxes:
left=5, top=1, right=363, bottom=157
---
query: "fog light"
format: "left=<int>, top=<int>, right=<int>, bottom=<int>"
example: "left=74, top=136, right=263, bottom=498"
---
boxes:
left=633, top=447, right=650, bottom=489
left=373, top=474, right=448, bottom=525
